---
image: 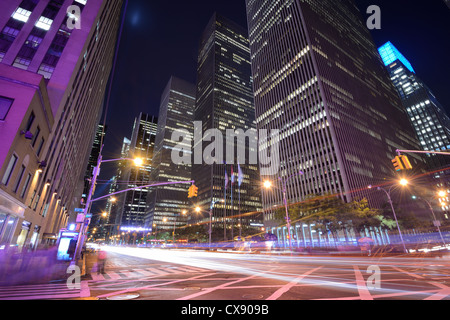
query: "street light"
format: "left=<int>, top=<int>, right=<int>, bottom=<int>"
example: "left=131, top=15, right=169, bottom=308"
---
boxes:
left=412, top=191, right=447, bottom=246
left=369, top=179, right=408, bottom=253
left=264, top=170, right=304, bottom=252
left=133, top=157, right=144, bottom=167
left=73, top=154, right=148, bottom=262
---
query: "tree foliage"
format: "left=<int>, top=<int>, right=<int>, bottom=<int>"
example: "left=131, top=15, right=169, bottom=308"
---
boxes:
left=273, top=194, right=396, bottom=240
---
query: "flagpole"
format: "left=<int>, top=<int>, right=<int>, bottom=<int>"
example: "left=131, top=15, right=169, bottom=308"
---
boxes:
left=224, top=164, right=227, bottom=242
left=239, top=182, right=241, bottom=238
left=238, top=163, right=243, bottom=238
left=231, top=174, right=234, bottom=241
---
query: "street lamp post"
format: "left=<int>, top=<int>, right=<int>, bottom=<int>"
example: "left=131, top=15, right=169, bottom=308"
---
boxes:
left=72, top=155, right=144, bottom=263
left=264, top=171, right=304, bottom=252
left=376, top=183, right=408, bottom=254
left=425, top=199, right=446, bottom=246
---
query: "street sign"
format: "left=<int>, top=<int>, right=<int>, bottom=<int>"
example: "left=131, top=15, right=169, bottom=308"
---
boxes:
left=75, top=208, right=84, bottom=213
left=76, top=213, right=85, bottom=223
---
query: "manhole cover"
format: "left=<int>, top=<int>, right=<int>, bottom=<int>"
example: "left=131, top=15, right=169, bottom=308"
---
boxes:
left=106, top=293, right=140, bottom=300
left=242, top=294, right=264, bottom=300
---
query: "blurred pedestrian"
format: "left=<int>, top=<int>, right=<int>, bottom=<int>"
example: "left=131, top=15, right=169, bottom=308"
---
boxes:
left=97, top=248, right=107, bottom=274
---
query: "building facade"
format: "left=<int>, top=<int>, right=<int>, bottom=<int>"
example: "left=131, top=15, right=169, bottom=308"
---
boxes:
left=0, top=64, right=54, bottom=249
left=145, top=76, right=196, bottom=232
left=114, top=113, right=158, bottom=234
left=379, top=42, right=450, bottom=170
left=192, top=13, right=263, bottom=240
left=0, top=0, right=123, bottom=248
left=245, top=0, right=425, bottom=229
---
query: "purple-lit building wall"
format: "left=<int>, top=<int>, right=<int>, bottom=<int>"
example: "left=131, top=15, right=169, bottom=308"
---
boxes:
left=0, top=0, right=123, bottom=248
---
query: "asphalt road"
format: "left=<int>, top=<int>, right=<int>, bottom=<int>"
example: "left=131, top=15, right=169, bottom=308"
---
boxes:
left=81, top=246, right=450, bottom=301
left=1, top=246, right=448, bottom=303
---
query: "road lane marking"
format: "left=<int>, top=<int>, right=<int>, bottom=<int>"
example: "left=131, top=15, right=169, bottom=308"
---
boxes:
left=353, top=265, right=373, bottom=300
left=424, top=282, right=450, bottom=300
left=391, top=266, right=425, bottom=279
left=96, top=273, right=215, bottom=299
left=266, top=267, right=323, bottom=300
left=177, top=268, right=278, bottom=301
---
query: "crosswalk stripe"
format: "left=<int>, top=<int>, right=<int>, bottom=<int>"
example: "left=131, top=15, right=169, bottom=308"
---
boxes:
left=91, top=273, right=106, bottom=281
left=105, top=271, right=122, bottom=280
left=0, top=283, right=83, bottom=300
left=145, top=268, right=169, bottom=275
left=119, top=270, right=142, bottom=278
left=88, top=265, right=211, bottom=281
left=134, top=269, right=157, bottom=277
left=163, top=267, right=184, bottom=274
left=177, top=266, right=209, bottom=273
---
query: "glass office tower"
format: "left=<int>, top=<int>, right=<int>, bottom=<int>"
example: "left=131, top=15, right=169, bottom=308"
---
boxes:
left=245, top=0, right=424, bottom=227
left=115, top=113, right=158, bottom=229
left=192, top=13, right=262, bottom=240
left=379, top=42, right=450, bottom=170
left=146, top=76, right=196, bottom=231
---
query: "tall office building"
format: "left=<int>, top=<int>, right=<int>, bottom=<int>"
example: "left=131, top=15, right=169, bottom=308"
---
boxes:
left=114, top=113, right=158, bottom=230
left=245, top=0, right=425, bottom=227
left=82, top=123, right=106, bottom=204
left=0, top=0, right=123, bottom=247
left=145, top=77, right=196, bottom=231
left=192, top=13, right=263, bottom=239
left=379, top=42, right=450, bottom=170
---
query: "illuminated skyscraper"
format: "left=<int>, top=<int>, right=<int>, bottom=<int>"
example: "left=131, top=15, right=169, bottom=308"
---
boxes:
left=82, top=123, right=106, bottom=204
left=192, top=13, right=262, bottom=239
left=114, top=113, right=158, bottom=230
left=245, top=0, right=424, bottom=227
left=379, top=42, right=450, bottom=170
left=146, top=76, right=196, bottom=231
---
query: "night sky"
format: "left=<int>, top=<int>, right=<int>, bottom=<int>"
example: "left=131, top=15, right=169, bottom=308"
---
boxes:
left=94, top=0, right=450, bottom=208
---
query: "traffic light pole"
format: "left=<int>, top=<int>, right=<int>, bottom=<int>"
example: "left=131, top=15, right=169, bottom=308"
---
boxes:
left=72, top=179, right=195, bottom=263
left=396, top=149, right=450, bottom=156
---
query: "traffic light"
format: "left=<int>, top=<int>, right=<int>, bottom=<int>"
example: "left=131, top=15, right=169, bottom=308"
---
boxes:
left=401, top=155, right=413, bottom=170
left=188, top=184, right=198, bottom=198
left=392, top=156, right=404, bottom=172
left=392, top=155, right=413, bottom=172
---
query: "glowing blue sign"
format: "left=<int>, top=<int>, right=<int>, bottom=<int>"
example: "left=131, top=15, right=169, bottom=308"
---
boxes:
left=378, top=42, right=415, bottom=73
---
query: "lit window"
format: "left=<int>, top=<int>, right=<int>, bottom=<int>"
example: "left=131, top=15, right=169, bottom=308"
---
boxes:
left=35, top=16, right=53, bottom=31
left=12, top=8, right=32, bottom=23
left=2, top=154, right=18, bottom=186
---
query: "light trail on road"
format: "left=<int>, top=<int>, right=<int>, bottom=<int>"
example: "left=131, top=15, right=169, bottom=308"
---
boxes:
left=101, top=246, right=450, bottom=300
